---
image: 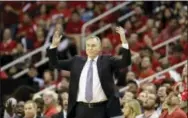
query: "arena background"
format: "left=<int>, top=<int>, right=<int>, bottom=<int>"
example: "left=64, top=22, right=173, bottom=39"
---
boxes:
left=0, top=1, right=187, bottom=118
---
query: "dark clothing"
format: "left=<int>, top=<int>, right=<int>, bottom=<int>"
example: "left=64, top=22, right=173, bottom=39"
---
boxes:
left=75, top=102, right=107, bottom=118
left=47, top=47, right=131, bottom=118
left=52, top=111, right=65, bottom=118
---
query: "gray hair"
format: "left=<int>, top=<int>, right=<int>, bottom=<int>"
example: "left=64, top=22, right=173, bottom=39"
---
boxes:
left=86, top=36, right=101, bottom=46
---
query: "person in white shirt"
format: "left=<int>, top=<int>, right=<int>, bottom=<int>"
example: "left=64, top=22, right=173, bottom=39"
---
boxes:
left=48, top=24, right=131, bottom=118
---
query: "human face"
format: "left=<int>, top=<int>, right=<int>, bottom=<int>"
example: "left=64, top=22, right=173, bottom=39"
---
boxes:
left=3, top=28, right=11, bottom=40
left=123, top=92, right=134, bottom=102
left=127, top=83, right=137, bottom=94
left=157, top=87, right=167, bottom=103
left=43, top=94, right=53, bottom=105
left=24, top=103, right=36, bottom=118
left=43, top=71, right=53, bottom=83
left=86, top=37, right=101, bottom=59
left=137, top=92, right=147, bottom=105
left=142, top=93, right=156, bottom=110
left=61, top=92, right=68, bottom=110
left=126, top=71, right=136, bottom=80
left=141, top=57, right=151, bottom=69
left=16, top=101, right=25, bottom=117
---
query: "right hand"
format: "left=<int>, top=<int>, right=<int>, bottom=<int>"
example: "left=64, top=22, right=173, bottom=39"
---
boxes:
left=51, top=25, right=63, bottom=48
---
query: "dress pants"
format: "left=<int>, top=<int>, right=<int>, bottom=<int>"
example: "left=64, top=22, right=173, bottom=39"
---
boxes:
left=75, top=102, right=108, bottom=118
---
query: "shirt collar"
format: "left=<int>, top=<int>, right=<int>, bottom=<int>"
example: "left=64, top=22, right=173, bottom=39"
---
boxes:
left=87, top=56, right=98, bottom=62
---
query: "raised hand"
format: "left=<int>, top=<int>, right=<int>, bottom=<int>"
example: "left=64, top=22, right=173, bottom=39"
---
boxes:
left=51, top=24, right=63, bottom=48
left=115, top=26, right=125, bottom=35
left=115, top=26, right=127, bottom=44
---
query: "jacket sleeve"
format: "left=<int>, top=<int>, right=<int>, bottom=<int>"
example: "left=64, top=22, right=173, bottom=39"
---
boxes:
left=110, top=47, right=131, bottom=70
left=47, top=47, right=75, bottom=71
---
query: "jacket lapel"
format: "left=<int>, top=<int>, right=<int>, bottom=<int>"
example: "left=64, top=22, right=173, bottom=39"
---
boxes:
left=76, top=57, right=87, bottom=81
left=97, top=56, right=102, bottom=81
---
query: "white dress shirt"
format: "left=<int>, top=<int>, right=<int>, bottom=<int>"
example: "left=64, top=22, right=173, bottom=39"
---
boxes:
left=77, top=43, right=129, bottom=103
left=63, top=110, right=67, bottom=118
left=136, top=110, right=159, bottom=118
left=77, top=56, right=107, bottom=103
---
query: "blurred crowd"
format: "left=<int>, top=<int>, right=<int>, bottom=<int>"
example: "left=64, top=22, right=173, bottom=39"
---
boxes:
left=0, top=1, right=188, bottom=118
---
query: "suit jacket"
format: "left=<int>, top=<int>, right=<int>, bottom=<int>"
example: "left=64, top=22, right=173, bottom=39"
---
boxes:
left=47, top=47, right=131, bottom=118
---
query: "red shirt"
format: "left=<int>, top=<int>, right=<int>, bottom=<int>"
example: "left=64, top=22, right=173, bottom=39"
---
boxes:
left=0, top=71, right=8, bottom=79
left=139, top=68, right=155, bottom=79
left=160, top=108, right=187, bottom=118
left=44, top=105, right=58, bottom=118
left=168, top=54, right=187, bottom=73
left=0, top=39, right=17, bottom=53
left=180, top=40, right=188, bottom=57
left=50, top=8, right=72, bottom=20
left=65, top=20, right=84, bottom=34
left=17, top=23, right=36, bottom=41
left=130, top=41, right=145, bottom=52
left=106, top=33, right=121, bottom=48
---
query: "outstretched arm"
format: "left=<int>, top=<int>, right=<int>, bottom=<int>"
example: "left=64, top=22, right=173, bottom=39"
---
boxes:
left=47, top=24, right=74, bottom=71
left=110, top=26, right=131, bottom=69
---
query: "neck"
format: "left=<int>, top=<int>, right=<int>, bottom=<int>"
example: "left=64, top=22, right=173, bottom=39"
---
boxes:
left=168, top=105, right=178, bottom=114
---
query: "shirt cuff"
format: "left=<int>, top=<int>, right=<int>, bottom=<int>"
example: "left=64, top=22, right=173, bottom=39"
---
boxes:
left=122, top=43, right=129, bottom=49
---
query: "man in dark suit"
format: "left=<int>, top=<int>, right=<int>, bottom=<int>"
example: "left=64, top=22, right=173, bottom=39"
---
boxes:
left=47, top=24, right=131, bottom=118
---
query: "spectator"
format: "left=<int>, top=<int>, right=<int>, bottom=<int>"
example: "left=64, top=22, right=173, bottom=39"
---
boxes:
left=137, top=91, right=148, bottom=110
left=157, top=86, right=172, bottom=114
left=81, top=1, right=95, bottom=22
left=3, top=97, right=17, bottom=118
left=101, top=37, right=113, bottom=55
left=136, top=92, right=159, bottom=118
left=180, top=30, right=188, bottom=57
left=56, top=78, right=70, bottom=93
left=50, top=2, right=72, bottom=23
left=126, top=80, right=138, bottom=97
left=24, top=100, right=44, bottom=118
left=27, top=66, right=44, bottom=89
left=15, top=101, right=25, bottom=118
left=123, top=99, right=142, bottom=118
left=0, top=28, right=17, bottom=65
left=128, top=33, right=144, bottom=53
left=139, top=56, right=155, bottom=79
left=52, top=91, right=68, bottom=118
left=122, top=91, right=134, bottom=104
left=17, top=13, right=36, bottom=42
left=65, top=11, right=83, bottom=34
left=42, top=70, right=55, bottom=89
left=160, top=92, right=187, bottom=118
left=126, top=71, right=137, bottom=81
left=43, top=91, right=58, bottom=118
left=34, top=98, right=44, bottom=117
left=180, top=64, right=188, bottom=115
